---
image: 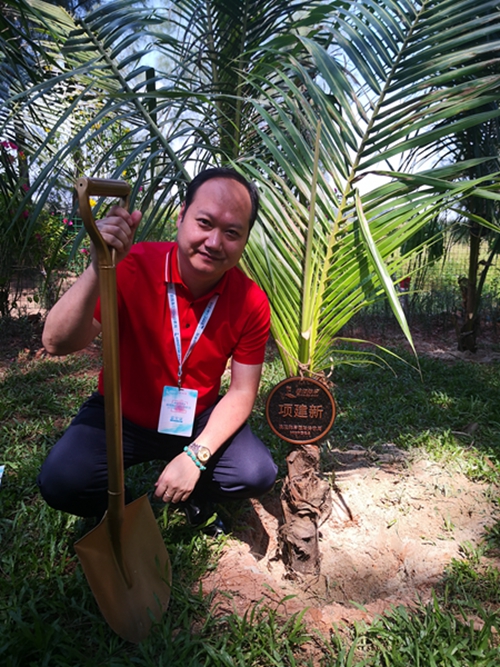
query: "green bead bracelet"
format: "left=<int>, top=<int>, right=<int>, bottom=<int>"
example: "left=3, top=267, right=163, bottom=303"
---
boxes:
left=183, top=445, right=207, bottom=471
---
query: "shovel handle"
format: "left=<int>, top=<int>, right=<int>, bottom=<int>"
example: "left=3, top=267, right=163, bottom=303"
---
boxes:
left=78, top=177, right=131, bottom=199
left=75, top=177, right=131, bottom=570
left=76, top=177, right=131, bottom=267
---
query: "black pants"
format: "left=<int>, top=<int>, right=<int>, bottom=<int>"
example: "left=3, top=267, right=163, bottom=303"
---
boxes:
left=37, top=393, right=278, bottom=518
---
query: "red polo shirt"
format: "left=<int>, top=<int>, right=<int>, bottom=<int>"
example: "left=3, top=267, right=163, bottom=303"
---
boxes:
left=94, top=242, right=270, bottom=429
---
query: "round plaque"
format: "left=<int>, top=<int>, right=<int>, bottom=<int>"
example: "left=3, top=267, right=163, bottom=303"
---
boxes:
left=265, top=377, right=336, bottom=445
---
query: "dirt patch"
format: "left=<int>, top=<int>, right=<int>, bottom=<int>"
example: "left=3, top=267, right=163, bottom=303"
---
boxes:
left=365, top=323, right=500, bottom=364
left=0, top=315, right=101, bottom=380
left=202, top=446, right=500, bottom=633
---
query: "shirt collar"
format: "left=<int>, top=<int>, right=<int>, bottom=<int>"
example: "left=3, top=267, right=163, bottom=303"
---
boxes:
left=164, top=243, right=229, bottom=300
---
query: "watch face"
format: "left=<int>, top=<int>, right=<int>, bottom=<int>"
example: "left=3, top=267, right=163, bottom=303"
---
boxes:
left=197, top=447, right=211, bottom=463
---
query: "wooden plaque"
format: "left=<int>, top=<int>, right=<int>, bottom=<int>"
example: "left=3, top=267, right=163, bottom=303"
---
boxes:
left=265, top=377, right=336, bottom=445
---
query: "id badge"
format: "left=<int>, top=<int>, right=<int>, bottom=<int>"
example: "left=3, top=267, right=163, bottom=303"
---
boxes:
left=157, top=386, right=198, bottom=437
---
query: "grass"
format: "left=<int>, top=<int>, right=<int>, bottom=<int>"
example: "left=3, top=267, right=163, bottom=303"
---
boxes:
left=327, top=352, right=500, bottom=484
left=1, top=322, right=500, bottom=665
left=350, top=594, right=500, bottom=666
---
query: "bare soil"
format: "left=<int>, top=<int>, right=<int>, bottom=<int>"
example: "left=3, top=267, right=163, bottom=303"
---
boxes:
left=204, top=450, right=499, bottom=634
left=3, top=314, right=500, bottom=634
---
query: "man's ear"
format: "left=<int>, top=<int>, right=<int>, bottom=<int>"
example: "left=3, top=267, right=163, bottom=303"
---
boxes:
left=176, top=203, right=186, bottom=229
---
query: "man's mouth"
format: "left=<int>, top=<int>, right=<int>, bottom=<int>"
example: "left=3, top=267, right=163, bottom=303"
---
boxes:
left=198, top=250, right=223, bottom=262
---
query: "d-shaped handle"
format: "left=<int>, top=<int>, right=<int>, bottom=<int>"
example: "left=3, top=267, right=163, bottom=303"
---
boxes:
left=76, top=177, right=131, bottom=267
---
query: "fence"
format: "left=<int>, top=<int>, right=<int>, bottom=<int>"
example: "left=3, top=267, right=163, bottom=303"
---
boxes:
left=345, top=240, right=500, bottom=339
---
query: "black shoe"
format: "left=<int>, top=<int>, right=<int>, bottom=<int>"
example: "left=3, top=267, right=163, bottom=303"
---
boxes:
left=202, top=514, right=227, bottom=538
left=182, top=498, right=227, bottom=537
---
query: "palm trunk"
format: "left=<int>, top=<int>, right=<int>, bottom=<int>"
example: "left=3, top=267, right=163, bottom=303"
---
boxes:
left=279, top=445, right=332, bottom=575
left=457, top=225, right=481, bottom=352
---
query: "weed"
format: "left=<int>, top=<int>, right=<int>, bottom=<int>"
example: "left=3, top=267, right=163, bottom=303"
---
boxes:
left=355, top=594, right=500, bottom=666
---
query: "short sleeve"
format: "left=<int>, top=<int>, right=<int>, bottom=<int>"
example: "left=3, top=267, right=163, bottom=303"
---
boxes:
left=231, top=285, right=270, bottom=365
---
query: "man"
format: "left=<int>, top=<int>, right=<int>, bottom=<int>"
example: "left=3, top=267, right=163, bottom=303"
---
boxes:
left=37, top=168, right=278, bottom=534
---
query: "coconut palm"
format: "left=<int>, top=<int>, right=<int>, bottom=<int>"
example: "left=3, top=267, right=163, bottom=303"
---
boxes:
left=238, top=1, right=500, bottom=374
left=2, top=0, right=500, bottom=374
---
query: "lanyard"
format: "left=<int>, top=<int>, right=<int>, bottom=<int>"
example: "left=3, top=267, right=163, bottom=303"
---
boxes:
left=167, top=282, right=218, bottom=388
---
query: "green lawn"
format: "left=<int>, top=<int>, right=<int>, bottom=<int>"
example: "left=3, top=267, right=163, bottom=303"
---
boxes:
left=1, top=325, right=500, bottom=665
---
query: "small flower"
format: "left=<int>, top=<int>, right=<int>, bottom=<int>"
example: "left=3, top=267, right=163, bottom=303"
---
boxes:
left=68, top=220, right=73, bottom=226
left=63, top=218, right=68, bottom=224
left=21, top=183, right=29, bottom=192
left=22, top=210, right=29, bottom=218
left=80, top=248, right=90, bottom=255
left=0, top=140, right=17, bottom=150
left=89, top=198, right=97, bottom=206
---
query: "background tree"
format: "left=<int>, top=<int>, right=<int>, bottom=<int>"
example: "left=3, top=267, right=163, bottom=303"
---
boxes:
left=424, top=3, right=500, bottom=353
left=444, top=116, right=500, bottom=352
left=0, top=0, right=48, bottom=313
left=2, top=0, right=500, bottom=357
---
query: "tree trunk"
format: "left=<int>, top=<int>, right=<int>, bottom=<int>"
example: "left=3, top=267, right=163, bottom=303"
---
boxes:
left=279, top=444, right=331, bottom=576
left=457, top=225, right=481, bottom=352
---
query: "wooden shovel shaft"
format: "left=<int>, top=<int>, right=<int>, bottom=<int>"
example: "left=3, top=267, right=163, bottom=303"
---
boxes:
left=76, top=176, right=131, bottom=582
left=74, top=177, right=172, bottom=641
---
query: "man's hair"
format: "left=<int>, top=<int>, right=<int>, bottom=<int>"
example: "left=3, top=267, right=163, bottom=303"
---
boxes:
left=183, top=167, right=260, bottom=232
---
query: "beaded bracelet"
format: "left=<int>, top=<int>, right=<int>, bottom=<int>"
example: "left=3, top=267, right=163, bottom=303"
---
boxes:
left=183, top=445, right=207, bottom=471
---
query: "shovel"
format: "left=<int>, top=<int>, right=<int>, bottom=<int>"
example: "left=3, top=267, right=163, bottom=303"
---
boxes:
left=74, top=177, right=171, bottom=643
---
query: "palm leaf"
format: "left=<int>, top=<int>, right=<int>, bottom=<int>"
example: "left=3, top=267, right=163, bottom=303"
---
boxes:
left=239, top=2, right=500, bottom=375
left=3, top=0, right=500, bottom=377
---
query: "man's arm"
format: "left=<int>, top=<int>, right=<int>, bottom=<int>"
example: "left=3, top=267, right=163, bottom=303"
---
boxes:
left=42, top=207, right=141, bottom=356
left=154, top=360, right=262, bottom=504
left=191, top=359, right=262, bottom=451
left=42, top=265, right=102, bottom=355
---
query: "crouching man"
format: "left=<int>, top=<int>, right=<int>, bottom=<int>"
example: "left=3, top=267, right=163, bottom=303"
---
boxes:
left=37, top=168, right=277, bottom=535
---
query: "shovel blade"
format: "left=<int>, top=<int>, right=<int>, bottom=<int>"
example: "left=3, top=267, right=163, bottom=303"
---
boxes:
left=74, top=495, right=171, bottom=643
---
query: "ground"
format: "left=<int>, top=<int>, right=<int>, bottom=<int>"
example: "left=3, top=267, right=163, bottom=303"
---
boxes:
left=2, top=314, right=500, bottom=635
left=203, top=448, right=499, bottom=635
left=202, top=328, right=500, bottom=633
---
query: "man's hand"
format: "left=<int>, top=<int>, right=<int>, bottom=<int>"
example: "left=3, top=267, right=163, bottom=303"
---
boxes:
left=42, top=206, right=142, bottom=356
left=154, top=451, right=202, bottom=504
left=91, top=206, right=142, bottom=266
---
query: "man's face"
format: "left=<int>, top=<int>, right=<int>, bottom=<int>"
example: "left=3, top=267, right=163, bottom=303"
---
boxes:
left=176, top=177, right=252, bottom=290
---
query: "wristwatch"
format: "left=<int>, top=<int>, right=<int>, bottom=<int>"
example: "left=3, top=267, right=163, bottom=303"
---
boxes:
left=187, top=442, right=211, bottom=464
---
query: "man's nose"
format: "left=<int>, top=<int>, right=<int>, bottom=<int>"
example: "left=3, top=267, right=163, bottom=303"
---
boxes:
left=205, top=227, right=223, bottom=249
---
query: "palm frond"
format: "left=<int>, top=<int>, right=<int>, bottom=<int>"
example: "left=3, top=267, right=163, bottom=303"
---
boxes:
left=239, top=2, right=500, bottom=374
left=3, top=0, right=500, bottom=376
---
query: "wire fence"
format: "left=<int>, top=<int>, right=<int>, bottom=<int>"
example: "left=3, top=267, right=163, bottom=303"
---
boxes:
left=9, top=224, right=500, bottom=344
left=345, top=241, right=500, bottom=339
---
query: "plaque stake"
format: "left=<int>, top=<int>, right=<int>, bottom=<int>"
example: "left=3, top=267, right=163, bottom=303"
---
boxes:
left=266, top=377, right=336, bottom=575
